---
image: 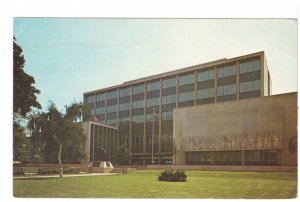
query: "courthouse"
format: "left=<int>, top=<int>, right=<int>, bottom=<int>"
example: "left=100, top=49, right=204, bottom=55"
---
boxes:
left=83, top=51, right=297, bottom=166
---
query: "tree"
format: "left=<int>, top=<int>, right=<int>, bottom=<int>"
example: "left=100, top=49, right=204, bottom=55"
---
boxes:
left=13, top=37, right=41, bottom=116
left=13, top=37, right=41, bottom=163
left=28, top=101, right=86, bottom=177
left=116, top=142, right=132, bottom=165
left=13, top=121, right=32, bottom=163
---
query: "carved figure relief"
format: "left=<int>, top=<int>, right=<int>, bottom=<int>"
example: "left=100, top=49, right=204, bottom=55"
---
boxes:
left=181, top=133, right=281, bottom=151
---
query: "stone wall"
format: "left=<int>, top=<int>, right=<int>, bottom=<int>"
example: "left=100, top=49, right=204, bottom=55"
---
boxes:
left=173, top=92, right=297, bottom=166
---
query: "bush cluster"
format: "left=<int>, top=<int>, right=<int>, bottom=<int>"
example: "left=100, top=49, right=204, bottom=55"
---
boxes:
left=13, top=168, right=25, bottom=176
left=158, top=169, right=187, bottom=182
left=37, top=167, right=80, bottom=175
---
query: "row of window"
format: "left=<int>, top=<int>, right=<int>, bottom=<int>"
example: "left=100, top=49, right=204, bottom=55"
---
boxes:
left=198, top=69, right=215, bottom=82
left=240, top=80, right=261, bottom=93
left=93, top=80, right=261, bottom=116
left=133, top=84, right=145, bottom=95
left=179, top=74, right=195, bottom=85
left=218, top=64, right=237, bottom=78
left=186, top=150, right=278, bottom=165
left=197, top=88, right=214, bottom=99
left=178, top=91, right=194, bottom=102
left=94, top=82, right=261, bottom=118
left=217, top=84, right=237, bottom=96
left=240, top=59, right=261, bottom=73
left=132, top=100, right=145, bottom=109
left=162, top=94, right=177, bottom=105
left=147, top=97, right=160, bottom=107
left=86, top=59, right=261, bottom=103
left=147, top=81, right=160, bottom=92
left=107, top=105, right=118, bottom=113
left=96, top=107, right=106, bottom=114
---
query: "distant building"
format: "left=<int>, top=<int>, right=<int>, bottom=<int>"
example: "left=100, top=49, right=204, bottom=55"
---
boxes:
left=83, top=51, right=297, bottom=166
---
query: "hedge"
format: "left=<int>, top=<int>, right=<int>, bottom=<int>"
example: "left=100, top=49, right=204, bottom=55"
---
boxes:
left=37, top=167, right=80, bottom=175
left=158, top=169, right=187, bottom=182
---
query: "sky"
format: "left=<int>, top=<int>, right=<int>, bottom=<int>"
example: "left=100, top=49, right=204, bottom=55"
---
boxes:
left=13, top=18, right=297, bottom=111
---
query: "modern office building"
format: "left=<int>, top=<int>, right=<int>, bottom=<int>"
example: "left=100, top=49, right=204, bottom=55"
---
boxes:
left=83, top=51, right=278, bottom=165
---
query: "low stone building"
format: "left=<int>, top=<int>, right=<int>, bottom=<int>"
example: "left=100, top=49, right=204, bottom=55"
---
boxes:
left=173, top=92, right=297, bottom=166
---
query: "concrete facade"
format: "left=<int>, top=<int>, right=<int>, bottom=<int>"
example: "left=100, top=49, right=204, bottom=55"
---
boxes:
left=173, top=93, right=297, bottom=166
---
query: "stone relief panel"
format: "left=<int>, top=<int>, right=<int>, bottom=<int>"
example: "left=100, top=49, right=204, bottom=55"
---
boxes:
left=181, top=133, right=281, bottom=151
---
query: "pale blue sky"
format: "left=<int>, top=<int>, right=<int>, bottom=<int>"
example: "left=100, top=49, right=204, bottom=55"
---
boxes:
left=13, top=18, right=297, bottom=111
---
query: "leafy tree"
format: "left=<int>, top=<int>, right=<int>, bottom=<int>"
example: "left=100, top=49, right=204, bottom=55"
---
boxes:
left=13, top=121, right=32, bottom=163
left=28, top=101, right=86, bottom=177
left=13, top=37, right=41, bottom=163
left=13, top=37, right=41, bottom=116
left=116, top=142, right=132, bottom=165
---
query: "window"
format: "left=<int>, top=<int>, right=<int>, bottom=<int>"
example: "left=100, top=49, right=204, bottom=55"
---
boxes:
left=246, top=81, right=253, bottom=91
left=107, top=105, right=117, bottom=113
left=133, top=84, right=145, bottom=94
left=96, top=107, right=106, bottom=114
left=197, top=69, right=215, bottom=82
left=240, top=82, right=247, bottom=93
left=197, top=88, right=214, bottom=99
left=162, top=111, right=173, bottom=120
left=179, top=91, right=194, bottom=102
left=246, top=61, right=254, bottom=72
left=132, top=115, right=144, bottom=123
left=120, top=87, right=131, bottom=97
left=217, top=86, right=223, bottom=96
left=163, top=77, right=176, bottom=88
left=253, top=59, right=261, bottom=71
left=254, top=80, right=261, bottom=91
left=179, top=73, right=195, bottom=85
left=240, top=59, right=261, bottom=73
left=218, top=64, right=236, bottom=78
left=108, top=90, right=118, bottom=99
left=162, top=94, right=177, bottom=105
left=96, top=93, right=106, bottom=101
left=240, top=63, right=246, bottom=74
left=147, top=81, right=160, bottom=92
left=240, top=80, right=261, bottom=93
left=147, top=97, right=160, bottom=107
left=119, top=102, right=130, bottom=111
left=218, top=84, right=236, bottom=96
left=86, top=95, right=95, bottom=103
left=132, top=100, right=144, bottom=109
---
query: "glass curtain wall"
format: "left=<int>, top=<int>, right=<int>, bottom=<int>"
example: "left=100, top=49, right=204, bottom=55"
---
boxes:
left=178, top=73, right=195, bottom=108
left=131, top=84, right=145, bottom=153
left=86, top=94, right=95, bottom=121
left=217, top=63, right=237, bottom=102
left=146, top=81, right=160, bottom=156
left=161, top=77, right=177, bottom=155
left=96, top=92, right=107, bottom=124
left=197, top=68, right=215, bottom=105
left=239, top=58, right=261, bottom=99
left=106, top=90, right=118, bottom=126
left=119, top=87, right=131, bottom=146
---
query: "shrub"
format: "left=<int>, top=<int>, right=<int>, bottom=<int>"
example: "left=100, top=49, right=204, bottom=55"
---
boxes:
left=13, top=168, right=25, bottom=176
left=158, top=169, right=187, bottom=182
left=37, top=167, right=80, bottom=175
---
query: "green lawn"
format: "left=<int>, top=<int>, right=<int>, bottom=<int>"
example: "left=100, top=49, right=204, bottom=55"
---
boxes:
left=13, top=170, right=297, bottom=198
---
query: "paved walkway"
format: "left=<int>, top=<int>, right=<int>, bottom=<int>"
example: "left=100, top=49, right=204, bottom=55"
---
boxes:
left=14, top=172, right=122, bottom=179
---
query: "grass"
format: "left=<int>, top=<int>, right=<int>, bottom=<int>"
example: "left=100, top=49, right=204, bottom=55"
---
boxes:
left=13, top=170, right=297, bottom=198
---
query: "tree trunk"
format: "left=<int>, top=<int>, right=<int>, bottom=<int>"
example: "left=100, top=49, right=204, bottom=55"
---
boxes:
left=58, top=143, right=63, bottom=177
